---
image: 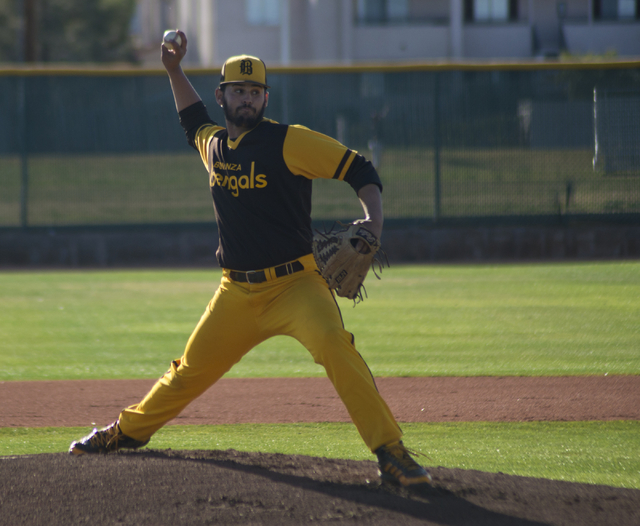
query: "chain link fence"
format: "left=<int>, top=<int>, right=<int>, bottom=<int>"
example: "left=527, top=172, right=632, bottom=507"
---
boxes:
left=1, top=62, right=639, bottom=228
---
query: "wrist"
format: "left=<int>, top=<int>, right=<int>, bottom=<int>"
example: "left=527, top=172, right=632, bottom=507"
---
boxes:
left=165, top=64, right=184, bottom=77
left=360, top=218, right=383, bottom=238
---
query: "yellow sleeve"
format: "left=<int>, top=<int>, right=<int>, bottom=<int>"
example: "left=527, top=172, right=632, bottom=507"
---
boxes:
left=194, top=123, right=225, bottom=171
left=283, top=125, right=357, bottom=181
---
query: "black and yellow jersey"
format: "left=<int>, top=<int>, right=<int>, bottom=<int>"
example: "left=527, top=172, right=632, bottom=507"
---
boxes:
left=179, top=101, right=382, bottom=271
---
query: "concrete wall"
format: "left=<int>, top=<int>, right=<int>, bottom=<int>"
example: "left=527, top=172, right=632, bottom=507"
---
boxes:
left=2, top=223, right=639, bottom=268
left=383, top=223, right=640, bottom=262
left=464, top=24, right=532, bottom=58
left=352, top=25, right=450, bottom=61
left=564, top=22, right=640, bottom=56
left=0, top=226, right=219, bottom=268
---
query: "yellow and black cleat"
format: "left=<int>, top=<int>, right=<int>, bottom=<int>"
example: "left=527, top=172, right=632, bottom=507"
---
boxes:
left=376, top=441, right=433, bottom=487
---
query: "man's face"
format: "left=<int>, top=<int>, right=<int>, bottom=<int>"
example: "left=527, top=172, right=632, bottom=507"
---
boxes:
left=219, top=83, right=268, bottom=130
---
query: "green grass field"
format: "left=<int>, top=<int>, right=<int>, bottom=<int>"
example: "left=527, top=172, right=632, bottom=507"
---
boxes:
left=1, top=262, right=639, bottom=488
left=1, top=262, right=638, bottom=380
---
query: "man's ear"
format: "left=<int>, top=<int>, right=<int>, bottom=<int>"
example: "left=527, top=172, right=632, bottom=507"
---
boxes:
left=264, top=91, right=269, bottom=107
left=215, top=87, right=224, bottom=107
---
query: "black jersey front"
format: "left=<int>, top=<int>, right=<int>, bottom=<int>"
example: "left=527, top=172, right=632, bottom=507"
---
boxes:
left=179, top=102, right=382, bottom=271
left=205, top=121, right=314, bottom=270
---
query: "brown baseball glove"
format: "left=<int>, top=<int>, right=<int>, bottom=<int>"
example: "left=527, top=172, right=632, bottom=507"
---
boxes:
left=312, top=221, right=388, bottom=302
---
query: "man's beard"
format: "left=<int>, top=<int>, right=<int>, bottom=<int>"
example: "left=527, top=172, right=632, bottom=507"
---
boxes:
left=222, top=98, right=266, bottom=129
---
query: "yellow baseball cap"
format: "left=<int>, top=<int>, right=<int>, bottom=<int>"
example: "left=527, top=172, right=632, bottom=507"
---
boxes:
left=220, top=55, right=269, bottom=89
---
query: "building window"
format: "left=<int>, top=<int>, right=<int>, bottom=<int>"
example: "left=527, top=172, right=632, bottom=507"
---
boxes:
left=246, top=0, right=280, bottom=26
left=594, top=0, right=639, bottom=19
left=464, top=0, right=518, bottom=22
left=356, top=0, right=409, bottom=24
left=475, top=0, right=508, bottom=21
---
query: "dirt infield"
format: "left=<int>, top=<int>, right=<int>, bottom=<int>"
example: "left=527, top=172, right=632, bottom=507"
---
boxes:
left=1, top=376, right=639, bottom=525
left=2, top=375, right=639, bottom=428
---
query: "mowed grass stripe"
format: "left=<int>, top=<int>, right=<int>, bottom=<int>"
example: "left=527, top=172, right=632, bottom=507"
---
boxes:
left=1, top=262, right=639, bottom=381
left=1, top=421, right=639, bottom=490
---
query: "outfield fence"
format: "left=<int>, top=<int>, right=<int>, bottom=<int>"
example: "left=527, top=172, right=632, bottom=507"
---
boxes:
left=1, top=61, right=639, bottom=229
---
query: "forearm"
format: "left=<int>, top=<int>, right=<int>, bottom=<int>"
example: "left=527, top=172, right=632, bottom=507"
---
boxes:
left=357, top=184, right=384, bottom=238
left=161, top=30, right=201, bottom=113
left=167, top=67, right=202, bottom=112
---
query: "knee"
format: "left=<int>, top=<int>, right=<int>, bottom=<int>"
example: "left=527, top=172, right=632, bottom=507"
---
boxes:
left=307, top=327, right=355, bottom=365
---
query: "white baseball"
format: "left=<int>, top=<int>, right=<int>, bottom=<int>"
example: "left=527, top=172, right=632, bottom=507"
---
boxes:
left=163, top=30, right=182, bottom=51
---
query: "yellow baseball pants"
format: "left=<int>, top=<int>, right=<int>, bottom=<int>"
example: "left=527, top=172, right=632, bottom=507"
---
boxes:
left=118, top=253, right=402, bottom=453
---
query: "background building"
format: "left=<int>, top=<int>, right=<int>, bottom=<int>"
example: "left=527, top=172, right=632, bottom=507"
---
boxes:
left=132, top=0, right=640, bottom=66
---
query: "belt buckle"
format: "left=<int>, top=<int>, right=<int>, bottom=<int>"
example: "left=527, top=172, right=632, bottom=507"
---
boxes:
left=245, top=270, right=260, bottom=284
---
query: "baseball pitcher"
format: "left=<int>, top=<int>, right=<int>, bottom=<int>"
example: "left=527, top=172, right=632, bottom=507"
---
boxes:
left=69, top=30, right=432, bottom=489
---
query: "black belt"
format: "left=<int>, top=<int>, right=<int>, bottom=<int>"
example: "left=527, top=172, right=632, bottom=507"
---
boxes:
left=229, top=260, right=304, bottom=284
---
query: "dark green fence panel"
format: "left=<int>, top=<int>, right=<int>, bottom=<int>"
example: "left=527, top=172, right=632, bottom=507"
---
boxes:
left=0, top=63, right=638, bottom=228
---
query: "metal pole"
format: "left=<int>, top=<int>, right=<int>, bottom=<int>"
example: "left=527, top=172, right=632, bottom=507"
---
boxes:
left=24, top=0, right=37, bottom=62
left=280, top=0, right=291, bottom=66
left=18, top=76, right=29, bottom=228
left=16, top=0, right=31, bottom=227
left=279, top=0, right=291, bottom=123
left=433, top=72, right=441, bottom=223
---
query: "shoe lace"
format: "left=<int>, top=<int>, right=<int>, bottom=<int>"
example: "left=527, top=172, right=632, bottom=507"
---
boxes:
left=388, top=442, right=432, bottom=467
left=89, top=425, right=120, bottom=450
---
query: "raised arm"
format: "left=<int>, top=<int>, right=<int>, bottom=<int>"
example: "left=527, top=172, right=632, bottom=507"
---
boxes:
left=161, top=30, right=202, bottom=112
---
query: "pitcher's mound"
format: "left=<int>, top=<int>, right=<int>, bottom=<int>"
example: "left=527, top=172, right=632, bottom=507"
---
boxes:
left=2, top=448, right=639, bottom=525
